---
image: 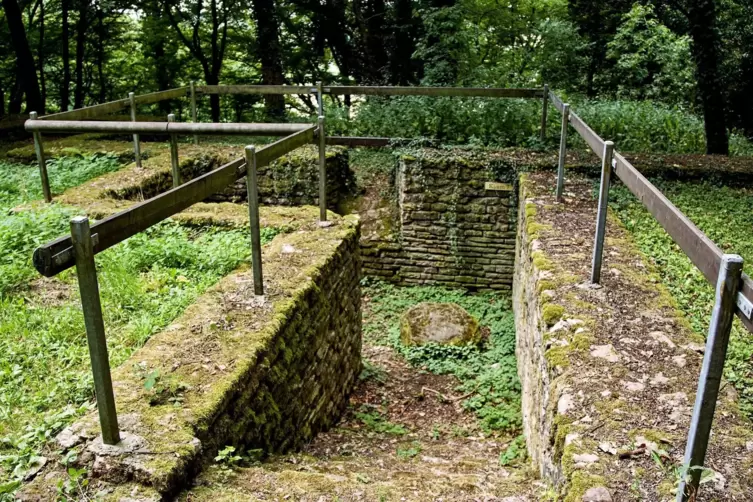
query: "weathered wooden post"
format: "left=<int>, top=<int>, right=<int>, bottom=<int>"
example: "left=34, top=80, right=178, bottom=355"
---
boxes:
left=540, top=84, right=549, bottom=142
left=70, top=216, right=120, bottom=445
left=129, top=92, right=142, bottom=168
left=30, top=112, right=52, bottom=203
left=318, top=115, right=327, bottom=221
left=167, top=114, right=180, bottom=187
left=556, top=103, right=570, bottom=202
left=190, top=81, right=198, bottom=145
left=590, top=140, right=614, bottom=284
left=676, top=254, right=743, bottom=502
left=245, top=146, right=264, bottom=296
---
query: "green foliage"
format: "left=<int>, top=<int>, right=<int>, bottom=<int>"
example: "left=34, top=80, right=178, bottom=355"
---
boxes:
left=354, top=407, right=409, bottom=435
left=214, top=446, right=243, bottom=466
left=362, top=281, right=521, bottom=433
left=0, top=155, right=122, bottom=206
left=396, top=442, right=422, bottom=459
left=606, top=4, right=695, bottom=104
left=499, top=434, right=527, bottom=466
left=610, top=179, right=753, bottom=418
left=573, top=100, right=753, bottom=156
left=0, top=212, right=279, bottom=492
left=331, top=96, right=552, bottom=148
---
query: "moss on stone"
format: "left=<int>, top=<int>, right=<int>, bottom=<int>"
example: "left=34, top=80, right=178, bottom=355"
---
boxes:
left=542, top=304, right=564, bottom=326
left=563, top=472, right=607, bottom=502
left=532, top=251, right=554, bottom=271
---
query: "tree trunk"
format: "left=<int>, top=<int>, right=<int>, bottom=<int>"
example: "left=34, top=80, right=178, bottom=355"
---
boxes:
left=354, top=0, right=389, bottom=83
left=2, top=0, right=44, bottom=113
left=0, top=86, right=5, bottom=117
left=390, top=0, right=417, bottom=84
left=251, top=0, right=285, bottom=119
left=74, top=0, right=88, bottom=108
left=61, top=0, right=70, bottom=111
left=206, top=74, right=221, bottom=122
left=687, top=0, right=728, bottom=155
left=9, top=79, right=23, bottom=114
left=39, top=0, right=46, bottom=107
left=95, top=1, right=106, bottom=102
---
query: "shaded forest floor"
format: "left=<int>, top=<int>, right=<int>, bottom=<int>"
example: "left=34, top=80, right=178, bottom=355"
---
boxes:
left=178, top=282, right=539, bottom=502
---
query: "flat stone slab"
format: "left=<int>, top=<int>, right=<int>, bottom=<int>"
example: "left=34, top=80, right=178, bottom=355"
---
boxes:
left=400, top=302, right=480, bottom=346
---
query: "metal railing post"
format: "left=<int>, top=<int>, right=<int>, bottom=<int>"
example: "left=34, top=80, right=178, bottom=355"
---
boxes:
left=128, top=93, right=142, bottom=168
left=244, top=146, right=264, bottom=296
left=190, top=81, right=198, bottom=145
left=556, top=103, right=570, bottom=202
left=30, top=111, right=52, bottom=203
left=318, top=115, right=327, bottom=221
left=167, top=113, right=180, bottom=187
left=540, top=84, right=549, bottom=142
left=590, top=140, right=614, bottom=284
left=70, top=216, right=120, bottom=445
left=676, top=254, right=743, bottom=502
left=316, top=81, right=324, bottom=117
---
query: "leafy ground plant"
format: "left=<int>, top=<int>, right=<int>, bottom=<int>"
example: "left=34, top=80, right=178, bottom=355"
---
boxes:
left=362, top=280, right=521, bottom=433
left=0, top=202, right=280, bottom=494
left=609, top=178, right=753, bottom=418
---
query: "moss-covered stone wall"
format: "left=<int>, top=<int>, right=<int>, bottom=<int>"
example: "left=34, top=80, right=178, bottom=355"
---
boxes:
left=18, top=213, right=362, bottom=501
left=362, top=149, right=517, bottom=291
left=207, top=146, right=354, bottom=210
left=513, top=171, right=753, bottom=501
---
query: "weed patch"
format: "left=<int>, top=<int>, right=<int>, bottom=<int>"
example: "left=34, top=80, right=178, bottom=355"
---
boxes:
left=0, top=219, right=281, bottom=493
left=610, top=179, right=753, bottom=418
left=362, top=281, right=521, bottom=433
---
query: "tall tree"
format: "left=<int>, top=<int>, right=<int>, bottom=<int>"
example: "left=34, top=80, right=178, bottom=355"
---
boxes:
left=390, top=0, right=418, bottom=84
left=251, top=0, right=284, bottom=118
left=2, top=0, right=44, bottom=112
left=568, top=0, right=632, bottom=96
left=61, top=0, right=70, bottom=111
left=685, top=0, right=728, bottom=154
left=73, top=0, right=88, bottom=108
left=164, top=0, right=229, bottom=122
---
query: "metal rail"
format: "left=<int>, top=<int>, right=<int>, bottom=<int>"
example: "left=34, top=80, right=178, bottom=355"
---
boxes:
left=25, top=120, right=309, bottom=136
left=33, top=125, right=317, bottom=278
left=549, top=89, right=753, bottom=502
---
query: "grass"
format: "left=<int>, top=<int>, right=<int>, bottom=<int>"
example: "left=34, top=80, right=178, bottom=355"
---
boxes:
left=610, top=179, right=753, bottom=418
left=0, top=156, right=281, bottom=495
left=0, top=154, right=123, bottom=205
left=361, top=280, right=521, bottom=433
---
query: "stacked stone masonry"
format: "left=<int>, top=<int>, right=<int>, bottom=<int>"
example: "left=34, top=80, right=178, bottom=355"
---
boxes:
left=18, top=214, right=362, bottom=501
left=362, top=150, right=517, bottom=291
left=207, top=146, right=353, bottom=209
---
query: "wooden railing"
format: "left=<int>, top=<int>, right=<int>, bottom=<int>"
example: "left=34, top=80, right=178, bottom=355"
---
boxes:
left=27, top=82, right=743, bottom=500
left=31, top=125, right=317, bottom=445
left=549, top=89, right=752, bottom=502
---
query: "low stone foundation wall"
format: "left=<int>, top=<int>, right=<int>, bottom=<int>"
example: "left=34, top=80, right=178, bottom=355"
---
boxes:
left=207, top=146, right=353, bottom=209
left=362, top=149, right=517, bottom=291
left=19, top=213, right=362, bottom=501
left=513, top=171, right=753, bottom=501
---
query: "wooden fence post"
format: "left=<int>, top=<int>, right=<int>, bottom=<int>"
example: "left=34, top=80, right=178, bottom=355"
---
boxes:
left=129, top=92, right=142, bottom=168
left=318, top=116, right=327, bottom=221
left=556, top=103, right=570, bottom=201
left=590, top=140, right=614, bottom=284
left=167, top=114, right=180, bottom=187
left=30, top=112, right=52, bottom=203
left=190, top=81, right=198, bottom=145
left=676, top=254, right=743, bottom=502
left=244, top=146, right=264, bottom=296
left=70, top=216, right=120, bottom=445
left=540, top=84, right=549, bottom=142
